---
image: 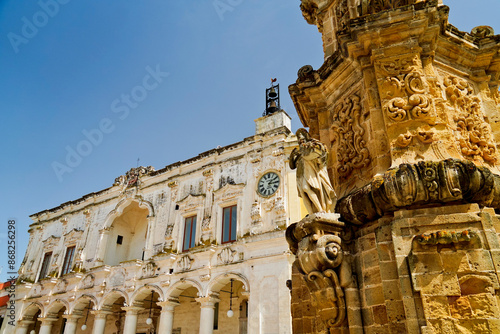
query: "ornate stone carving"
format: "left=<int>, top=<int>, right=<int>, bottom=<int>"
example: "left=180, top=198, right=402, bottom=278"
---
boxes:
left=416, top=230, right=477, bottom=245
left=335, top=0, right=349, bottom=32
left=109, top=269, right=125, bottom=287
left=297, top=65, right=315, bottom=82
left=140, top=262, right=157, bottom=279
left=43, top=235, right=60, bottom=251
left=444, top=76, right=497, bottom=163
left=360, top=0, right=415, bottom=15
left=114, top=166, right=155, bottom=187
left=201, top=217, right=211, bottom=231
left=471, top=25, right=494, bottom=39
left=286, top=213, right=358, bottom=330
left=376, top=55, right=434, bottom=124
left=164, top=225, right=174, bottom=239
left=250, top=201, right=261, bottom=224
left=336, top=159, right=500, bottom=225
left=330, top=94, right=371, bottom=178
left=213, top=183, right=245, bottom=202
left=79, top=274, right=95, bottom=290
left=177, top=255, right=194, bottom=271
left=64, top=228, right=83, bottom=245
left=218, top=247, right=237, bottom=265
left=53, top=279, right=68, bottom=294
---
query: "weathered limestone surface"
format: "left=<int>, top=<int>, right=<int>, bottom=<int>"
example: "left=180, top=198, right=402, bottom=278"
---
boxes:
left=287, top=0, right=500, bottom=333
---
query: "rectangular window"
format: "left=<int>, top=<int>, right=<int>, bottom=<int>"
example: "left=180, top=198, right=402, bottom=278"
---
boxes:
left=61, top=246, right=76, bottom=275
left=222, top=205, right=237, bottom=244
left=182, top=216, right=197, bottom=252
left=38, top=252, right=52, bottom=280
left=117, top=235, right=123, bottom=245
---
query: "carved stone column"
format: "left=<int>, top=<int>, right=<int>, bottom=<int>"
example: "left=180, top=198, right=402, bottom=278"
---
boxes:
left=38, top=317, right=58, bottom=334
left=196, top=294, right=220, bottom=334
left=95, top=227, right=111, bottom=266
left=144, top=216, right=155, bottom=260
left=62, top=314, right=82, bottom=334
left=122, top=306, right=142, bottom=334
left=14, top=320, right=34, bottom=334
left=91, top=310, right=113, bottom=334
left=157, top=299, right=180, bottom=334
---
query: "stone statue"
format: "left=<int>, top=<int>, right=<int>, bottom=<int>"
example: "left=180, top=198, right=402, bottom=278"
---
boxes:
left=289, top=128, right=336, bottom=213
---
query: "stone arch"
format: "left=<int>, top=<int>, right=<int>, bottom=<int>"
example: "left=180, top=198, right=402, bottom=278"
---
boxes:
left=102, top=198, right=154, bottom=266
left=20, top=302, right=44, bottom=320
left=45, top=299, right=69, bottom=317
left=71, top=294, right=98, bottom=314
left=207, top=272, right=250, bottom=295
left=130, top=284, right=164, bottom=304
left=99, top=288, right=129, bottom=309
left=165, top=279, right=203, bottom=299
left=103, top=197, right=155, bottom=229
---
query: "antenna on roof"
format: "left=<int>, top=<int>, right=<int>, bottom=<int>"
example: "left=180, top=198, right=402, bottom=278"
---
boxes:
left=137, top=158, right=140, bottom=167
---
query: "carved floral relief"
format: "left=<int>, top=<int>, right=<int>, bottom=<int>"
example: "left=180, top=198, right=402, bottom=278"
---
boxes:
left=444, top=76, right=497, bottom=164
left=329, top=93, right=371, bottom=179
left=376, top=55, right=434, bottom=124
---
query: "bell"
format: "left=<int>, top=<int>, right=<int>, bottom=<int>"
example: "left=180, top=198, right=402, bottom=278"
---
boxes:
left=268, top=87, right=277, bottom=98
left=270, top=100, right=277, bottom=108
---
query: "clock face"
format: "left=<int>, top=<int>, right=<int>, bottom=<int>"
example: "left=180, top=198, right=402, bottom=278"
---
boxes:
left=258, top=172, right=280, bottom=197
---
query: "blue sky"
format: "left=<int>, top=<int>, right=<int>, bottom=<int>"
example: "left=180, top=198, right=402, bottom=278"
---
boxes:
left=0, top=0, right=499, bottom=282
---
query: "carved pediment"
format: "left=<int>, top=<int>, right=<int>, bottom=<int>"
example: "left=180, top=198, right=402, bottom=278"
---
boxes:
left=43, top=235, right=60, bottom=250
left=177, top=193, right=205, bottom=211
left=213, top=183, right=245, bottom=202
left=64, top=228, right=84, bottom=245
left=79, top=274, right=95, bottom=290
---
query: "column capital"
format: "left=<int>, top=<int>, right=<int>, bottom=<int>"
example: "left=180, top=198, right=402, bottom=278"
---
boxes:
left=62, top=314, right=83, bottom=323
left=157, top=298, right=180, bottom=311
left=38, top=316, right=59, bottom=324
left=196, top=293, right=220, bottom=308
left=91, top=310, right=114, bottom=319
left=122, top=306, right=143, bottom=315
left=17, top=320, right=35, bottom=328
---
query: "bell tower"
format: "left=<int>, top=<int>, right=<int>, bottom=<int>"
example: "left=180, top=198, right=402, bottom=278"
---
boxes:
left=286, top=1, right=500, bottom=333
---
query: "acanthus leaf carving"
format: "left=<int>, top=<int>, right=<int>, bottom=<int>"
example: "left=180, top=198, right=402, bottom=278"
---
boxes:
left=444, top=76, right=497, bottom=163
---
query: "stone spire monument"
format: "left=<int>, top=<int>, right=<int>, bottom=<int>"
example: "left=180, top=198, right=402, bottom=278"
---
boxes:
left=286, top=0, right=500, bottom=333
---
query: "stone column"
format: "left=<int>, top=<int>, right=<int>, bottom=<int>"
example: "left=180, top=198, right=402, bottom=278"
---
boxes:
left=144, top=217, right=155, bottom=260
left=196, top=294, right=220, bottom=334
left=95, top=227, right=111, bottom=266
left=91, top=310, right=112, bottom=334
left=14, top=320, right=34, bottom=334
left=62, top=314, right=82, bottom=334
left=38, top=317, right=57, bottom=334
left=157, top=299, right=180, bottom=334
left=122, top=306, right=142, bottom=334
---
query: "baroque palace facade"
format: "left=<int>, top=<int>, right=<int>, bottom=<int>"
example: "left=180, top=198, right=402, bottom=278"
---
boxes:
left=9, top=110, right=301, bottom=334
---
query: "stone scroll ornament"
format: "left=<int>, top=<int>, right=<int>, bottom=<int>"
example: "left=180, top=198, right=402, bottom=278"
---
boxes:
left=286, top=215, right=358, bottom=330
left=289, top=128, right=337, bottom=214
